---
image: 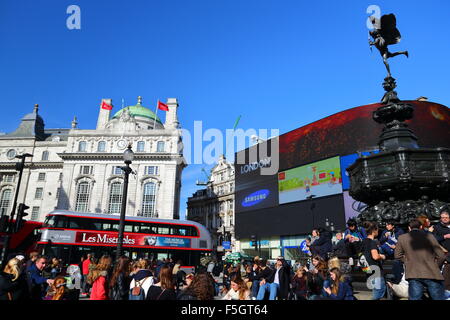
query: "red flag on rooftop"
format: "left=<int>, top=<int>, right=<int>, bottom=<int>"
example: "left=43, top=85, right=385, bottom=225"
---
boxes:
left=157, top=100, right=169, bottom=111
left=101, top=100, right=112, bottom=110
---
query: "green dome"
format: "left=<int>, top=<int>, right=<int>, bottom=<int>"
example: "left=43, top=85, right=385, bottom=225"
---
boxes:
left=112, top=100, right=162, bottom=124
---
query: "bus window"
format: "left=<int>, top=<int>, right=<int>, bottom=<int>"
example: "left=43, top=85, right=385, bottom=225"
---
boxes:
left=124, top=224, right=133, bottom=233
left=158, top=226, right=170, bottom=235
left=137, top=223, right=150, bottom=233
left=55, top=216, right=68, bottom=228
left=178, top=228, right=187, bottom=236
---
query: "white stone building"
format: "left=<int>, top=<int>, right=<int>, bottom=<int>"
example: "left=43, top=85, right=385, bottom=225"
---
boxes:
left=0, top=97, right=185, bottom=222
left=187, top=155, right=235, bottom=254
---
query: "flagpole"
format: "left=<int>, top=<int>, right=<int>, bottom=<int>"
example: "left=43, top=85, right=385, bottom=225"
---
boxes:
left=153, top=100, right=159, bottom=130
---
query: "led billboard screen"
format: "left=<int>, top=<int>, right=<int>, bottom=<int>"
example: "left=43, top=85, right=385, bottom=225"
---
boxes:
left=278, top=101, right=450, bottom=171
left=235, top=138, right=279, bottom=213
left=278, top=156, right=342, bottom=204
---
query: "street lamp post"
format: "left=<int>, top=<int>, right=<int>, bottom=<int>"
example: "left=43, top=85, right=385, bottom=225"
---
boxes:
left=115, top=145, right=134, bottom=261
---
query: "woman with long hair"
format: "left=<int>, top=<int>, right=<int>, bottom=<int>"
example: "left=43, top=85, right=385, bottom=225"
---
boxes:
left=88, top=255, right=112, bottom=300
left=307, top=255, right=328, bottom=299
left=222, top=274, right=250, bottom=300
left=44, top=276, right=69, bottom=300
left=0, top=258, right=28, bottom=300
left=178, top=273, right=215, bottom=300
left=323, top=268, right=355, bottom=300
left=109, top=256, right=131, bottom=300
left=146, top=265, right=176, bottom=300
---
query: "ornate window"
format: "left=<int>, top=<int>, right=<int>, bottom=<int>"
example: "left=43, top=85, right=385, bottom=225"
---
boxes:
left=156, top=141, right=165, bottom=152
left=0, top=189, right=12, bottom=216
left=38, top=173, right=46, bottom=181
left=108, top=182, right=123, bottom=214
left=97, top=141, right=106, bottom=152
left=141, top=182, right=157, bottom=217
left=78, top=141, right=87, bottom=152
left=75, top=182, right=90, bottom=212
left=137, top=141, right=145, bottom=152
left=41, top=151, right=49, bottom=161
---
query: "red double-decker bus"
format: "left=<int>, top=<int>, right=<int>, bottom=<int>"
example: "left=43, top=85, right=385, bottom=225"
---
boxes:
left=0, top=220, right=43, bottom=255
left=37, top=210, right=213, bottom=271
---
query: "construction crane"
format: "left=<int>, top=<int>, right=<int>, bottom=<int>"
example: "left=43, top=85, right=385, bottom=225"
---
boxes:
left=196, top=167, right=211, bottom=186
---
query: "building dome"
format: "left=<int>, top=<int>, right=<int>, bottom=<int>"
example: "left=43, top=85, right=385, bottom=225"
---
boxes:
left=112, top=96, right=162, bottom=124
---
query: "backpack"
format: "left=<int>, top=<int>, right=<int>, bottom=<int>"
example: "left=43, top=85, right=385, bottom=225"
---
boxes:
left=129, top=277, right=148, bottom=300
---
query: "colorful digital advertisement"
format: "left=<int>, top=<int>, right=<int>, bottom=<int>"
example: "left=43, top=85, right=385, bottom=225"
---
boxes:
left=278, top=156, right=343, bottom=204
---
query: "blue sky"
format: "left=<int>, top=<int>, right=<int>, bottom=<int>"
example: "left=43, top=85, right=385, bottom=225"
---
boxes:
left=1, top=0, right=449, bottom=219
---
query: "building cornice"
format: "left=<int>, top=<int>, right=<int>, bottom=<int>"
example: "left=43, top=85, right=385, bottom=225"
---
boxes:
left=0, top=162, right=63, bottom=170
left=57, top=152, right=186, bottom=163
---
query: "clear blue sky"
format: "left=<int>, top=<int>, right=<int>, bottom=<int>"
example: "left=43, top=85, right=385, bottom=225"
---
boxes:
left=1, top=0, right=449, bottom=219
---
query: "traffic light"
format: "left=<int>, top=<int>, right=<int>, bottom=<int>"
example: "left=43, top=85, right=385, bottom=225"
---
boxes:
left=14, top=203, right=29, bottom=232
left=0, top=215, right=9, bottom=233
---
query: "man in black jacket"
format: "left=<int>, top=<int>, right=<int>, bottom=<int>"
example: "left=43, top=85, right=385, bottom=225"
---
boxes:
left=331, top=232, right=347, bottom=258
left=256, top=257, right=291, bottom=300
left=310, top=228, right=333, bottom=260
left=433, top=209, right=450, bottom=292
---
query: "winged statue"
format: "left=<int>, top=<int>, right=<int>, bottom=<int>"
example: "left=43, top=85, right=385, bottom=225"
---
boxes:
left=369, top=14, right=409, bottom=77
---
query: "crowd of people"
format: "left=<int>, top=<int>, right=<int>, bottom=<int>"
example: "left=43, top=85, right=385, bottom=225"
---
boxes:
left=0, top=209, right=449, bottom=301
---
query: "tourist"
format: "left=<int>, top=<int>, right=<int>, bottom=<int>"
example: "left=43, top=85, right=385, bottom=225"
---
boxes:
left=291, top=266, right=308, bottom=300
left=222, top=274, right=251, bottom=300
left=27, top=256, right=54, bottom=300
left=0, top=257, right=29, bottom=300
left=323, top=268, right=355, bottom=300
left=432, top=208, right=450, bottom=295
left=306, top=255, right=328, bottom=300
left=81, top=253, right=93, bottom=296
left=146, top=265, right=176, bottom=300
left=395, top=218, right=446, bottom=300
left=331, top=232, right=346, bottom=258
left=177, top=273, right=215, bottom=300
left=361, top=221, right=386, bottom=300
left=310, top=227, right=333, bottom=260
left=109, top=256, right=131, bottom=300
left=379, top=220, right=405, bottom=258
left=44, top=276, right=70, bottom=300
left=88, top=255, right=112, bottom=300
left=129, top=259, right=154, bottom=300
left=344, top=219, right=367, bottom=264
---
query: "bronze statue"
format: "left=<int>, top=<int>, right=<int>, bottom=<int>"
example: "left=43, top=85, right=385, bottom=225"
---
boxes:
left=369, top=14, right=408, bottom=77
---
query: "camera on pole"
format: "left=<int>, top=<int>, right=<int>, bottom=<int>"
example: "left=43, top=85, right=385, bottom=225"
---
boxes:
left=14, top=203, right=29, bottom=233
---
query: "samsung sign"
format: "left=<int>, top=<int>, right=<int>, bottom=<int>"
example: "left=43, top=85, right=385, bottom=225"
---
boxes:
left=242, top=189, right=270, bottom=207
left=240, top=157, right=272, bottom=174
